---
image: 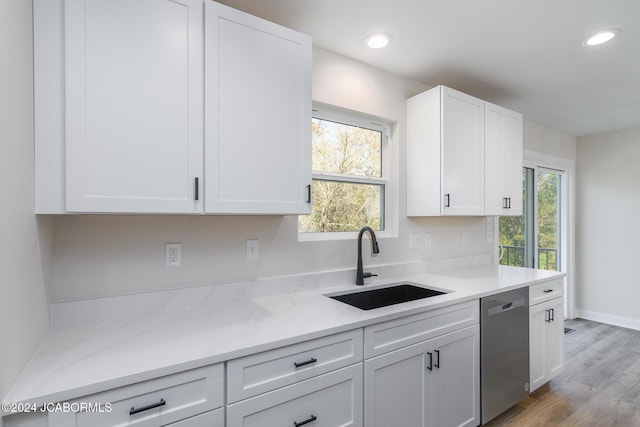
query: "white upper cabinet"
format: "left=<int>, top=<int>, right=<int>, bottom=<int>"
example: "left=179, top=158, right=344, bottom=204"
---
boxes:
left=407, top=86, right=485, bottom=216
left=485, top=102, right=523, bottom=216
left=64, top=0, right=203, bottom=213
left=407, top=85, right=523, bottom=217
left=204, top=2, right=312, bottom=214
left=34, top=0, right=311, bottom=215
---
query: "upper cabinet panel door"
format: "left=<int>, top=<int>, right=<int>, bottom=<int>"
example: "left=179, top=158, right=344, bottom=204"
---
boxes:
left=441, top=87, right=485, bottom=215
left=64, top=0, right=203, bottom=213
left=205, top=2, right=312, bottom=214
left=502, top=109, right=524, bottom=215
left=485, top=102, right=523, bottom=216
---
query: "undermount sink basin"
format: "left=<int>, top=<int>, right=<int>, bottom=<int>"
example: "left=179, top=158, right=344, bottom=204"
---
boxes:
left=328, top=283, right=447, bottom=310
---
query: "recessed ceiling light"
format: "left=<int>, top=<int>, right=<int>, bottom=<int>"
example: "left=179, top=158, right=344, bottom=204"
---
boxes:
left=581, top=29, right=621, bottom=47
left=365, top=33, right=392, bottom=49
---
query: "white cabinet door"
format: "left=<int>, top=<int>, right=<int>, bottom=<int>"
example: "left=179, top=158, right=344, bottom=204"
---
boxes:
left=485, top=102, right=523, bottom=216
left=407, top=85, right=484, bottom=216
left=204, top=2, right=312, bottom=214
left=529, top=301, right=547, bottom=391
left=429, top=325, right=480, bottom=427
left=530, top=298, right=564, bottom=391
left=227, top=364, right=362, bottom=427
left=441, top=87, right=485, bottom=216
left=502, top=109, right=524, bottom=214
left=364, top=324, right=480, bottom=427
left=364, top=341, right=429, bottom=427
left=546, top=298, right=565, bottom=380
left=64, top=0, right=203, bottom=213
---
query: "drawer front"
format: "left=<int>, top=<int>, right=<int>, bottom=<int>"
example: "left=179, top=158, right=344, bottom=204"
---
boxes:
left=227, top=364, right=363, bottom=427
left=227, top=329, right=363, bottom=403
left=530, top=278, right=563, bottom=306
left=49, top=364, right=223, bottom=427
left=364, top=300, right=479, bottom=359
left=165, top=407, right=224, bottom=427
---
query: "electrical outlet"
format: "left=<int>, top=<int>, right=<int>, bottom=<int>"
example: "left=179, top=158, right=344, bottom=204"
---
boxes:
left=165, top=243, right=181, bottom=266
left=461, top=231, right=468, bottom=245
left=246, top=239, right=259, bottom=260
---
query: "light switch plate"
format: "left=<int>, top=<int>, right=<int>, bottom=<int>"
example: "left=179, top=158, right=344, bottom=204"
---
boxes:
left=246, top=239, right=259, bottom=260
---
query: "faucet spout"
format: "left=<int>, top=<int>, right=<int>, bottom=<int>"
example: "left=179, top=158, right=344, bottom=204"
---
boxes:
left=356, top=226, right=380, bottom=286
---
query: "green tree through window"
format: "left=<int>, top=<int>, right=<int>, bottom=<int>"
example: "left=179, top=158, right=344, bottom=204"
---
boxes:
left=299, top=111, right=387, bottom=233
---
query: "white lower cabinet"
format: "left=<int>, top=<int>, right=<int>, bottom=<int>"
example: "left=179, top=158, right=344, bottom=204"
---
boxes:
left=530, top=297, right=564, bottom=391
left=227, top=364, right=362, bottom=427
left=165, top=408, right=224, bottom=427
left=47, top=364, right=224, bottom=427
left=364, top=311, right=480, bottom=427
left=430, top=326, right=480, bottom=427
left=364, top=325, right=480, bottom=427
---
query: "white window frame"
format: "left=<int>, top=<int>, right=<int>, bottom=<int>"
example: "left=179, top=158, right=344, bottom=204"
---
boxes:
left=299, top=103, right=396, bottom=241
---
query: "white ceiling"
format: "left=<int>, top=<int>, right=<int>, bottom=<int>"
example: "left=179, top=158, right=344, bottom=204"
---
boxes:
left=217, top=0, right=640, bottom=137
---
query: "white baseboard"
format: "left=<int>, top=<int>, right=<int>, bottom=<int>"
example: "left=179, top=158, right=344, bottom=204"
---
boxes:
left=575, top=308, right=640, bottom=332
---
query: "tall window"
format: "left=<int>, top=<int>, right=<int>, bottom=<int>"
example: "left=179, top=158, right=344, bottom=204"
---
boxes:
left=499, top=167, right=561, bottom=271
left=299, top=106, right=388, bottom=234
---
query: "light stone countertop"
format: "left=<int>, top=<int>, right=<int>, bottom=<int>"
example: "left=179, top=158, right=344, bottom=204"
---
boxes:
left=2, top=264, right=564, bottom=411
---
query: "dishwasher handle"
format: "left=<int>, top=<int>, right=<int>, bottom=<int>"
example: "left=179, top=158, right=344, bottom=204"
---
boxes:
left=487, top=298, right=525, bottom=316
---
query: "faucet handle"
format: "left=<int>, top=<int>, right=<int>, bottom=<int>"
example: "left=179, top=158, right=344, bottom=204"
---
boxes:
left=363, top=272, right=378, bottom=279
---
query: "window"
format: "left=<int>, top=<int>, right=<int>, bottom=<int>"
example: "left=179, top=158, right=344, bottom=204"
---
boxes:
left=499, top=167, right=562, bottom=271
left=298, top=106, right=389, bottom=235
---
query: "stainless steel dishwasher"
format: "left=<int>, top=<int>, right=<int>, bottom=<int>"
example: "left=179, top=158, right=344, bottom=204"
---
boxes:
left=481, top=287, right=530, bottom=424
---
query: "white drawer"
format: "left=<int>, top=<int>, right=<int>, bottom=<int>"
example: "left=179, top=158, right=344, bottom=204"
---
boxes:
left=48, top=364, right=223, bottom=427
left=364, top=300, right=479, bottom=359
left=165, top=407, right=224, bottom=427
left=529, top=278, right=563, bottom=306
left=227, top=364, right=363, bottom=427
left=227, top=329, right=363, bottom=403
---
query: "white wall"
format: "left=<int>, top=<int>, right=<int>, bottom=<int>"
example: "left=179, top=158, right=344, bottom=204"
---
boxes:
left=0, top=0, right=51, bottom=400
left=576, top=125, right=640, bottom=329
left=50, top=47, right=494, bottom=301
left=524, top=119, right=576, bottom=161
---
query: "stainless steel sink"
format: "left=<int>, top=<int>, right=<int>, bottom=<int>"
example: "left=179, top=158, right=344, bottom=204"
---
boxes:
left=327, top=282, right=448, bottom=310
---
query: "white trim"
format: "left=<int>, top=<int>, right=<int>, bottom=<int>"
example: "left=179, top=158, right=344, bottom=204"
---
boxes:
left=524, top=150, right=576, bottom=320
left=575, top=309, right=640, bottom=332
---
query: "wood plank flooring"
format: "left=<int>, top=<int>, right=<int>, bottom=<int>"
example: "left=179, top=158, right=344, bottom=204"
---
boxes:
left=484, top=318, right=640, bottom=426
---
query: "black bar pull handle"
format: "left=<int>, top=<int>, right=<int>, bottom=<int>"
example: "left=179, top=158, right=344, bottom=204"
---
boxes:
left=130, top=399, right=166, bottom=416
left=434, top=349, right=440, bottom=368
left=444, top=194, right=450, bottom=207
left=550, top=308, right=555, bottom=321
left=543, top=289, right=554, bottom=293
left=294, top=357, right=317, bottom=368
left=503, top=197, right=508, bottom=209
left=194, top=177, right=199, bottom=201
left=294, top=415, right=317, bottom=427
left=545, top=309, right=550, bottom=323
left=427, top=352, right=433, bottom=371
left=306, top=184, right=312, bottom=203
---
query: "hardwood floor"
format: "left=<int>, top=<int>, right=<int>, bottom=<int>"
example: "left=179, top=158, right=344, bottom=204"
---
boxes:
left=484, top=318, right=640, bottom=426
